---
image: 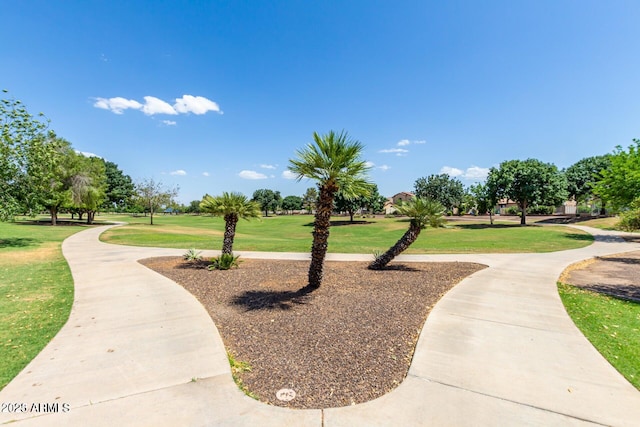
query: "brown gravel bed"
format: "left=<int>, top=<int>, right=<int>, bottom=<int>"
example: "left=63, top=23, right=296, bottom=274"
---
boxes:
left=140, top=257, right=486, bottom=409
left=562, top=250, right=640, bottom=302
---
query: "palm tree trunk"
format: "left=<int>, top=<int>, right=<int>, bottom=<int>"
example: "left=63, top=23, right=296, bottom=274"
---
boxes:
left=308, top=185, right=336, bottom=288
left=368, top=223, right=421, bottom=270
left=222, top=213, right=238, bottom=254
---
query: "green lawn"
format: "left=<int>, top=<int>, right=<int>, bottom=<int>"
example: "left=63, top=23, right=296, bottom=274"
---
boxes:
left=575, top=216, right=621, bottom=230
left=0, top=219, right=85, bottom=389
left=558, top=283, right=640, bottom=390
left=0, top=213, right=596, bottom=392
left=99, top=214, right=594, bottom=253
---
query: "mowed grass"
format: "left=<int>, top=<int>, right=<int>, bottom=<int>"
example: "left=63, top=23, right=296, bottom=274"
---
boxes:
left=0, top=220, right=84, bottom=389
left=99, top=214, right=594, bottom=253
left=558, top=283, right=640, bottom=390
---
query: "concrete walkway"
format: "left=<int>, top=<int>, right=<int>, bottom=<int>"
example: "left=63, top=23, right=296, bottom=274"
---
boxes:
left=1, top=224, right=639, bottom=426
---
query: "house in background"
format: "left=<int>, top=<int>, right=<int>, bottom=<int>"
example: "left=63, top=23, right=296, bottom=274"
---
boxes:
left=384, top=191, right=415, bottom=214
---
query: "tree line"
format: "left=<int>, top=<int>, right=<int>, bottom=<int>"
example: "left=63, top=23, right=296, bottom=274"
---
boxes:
left=413, top=147, right=639, bottom=227
left=1, top=91, right=183, bottom=225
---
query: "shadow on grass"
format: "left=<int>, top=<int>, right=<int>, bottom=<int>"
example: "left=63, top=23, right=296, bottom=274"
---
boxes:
left=14, top=219, right=93, bottom=227
left=0, top=237, right=40, bottom=248
left=232, top=285, right=315, bottom=311
left=303, top=220, right=375, bottom=227
left=453, top=223, right=525, bottom=230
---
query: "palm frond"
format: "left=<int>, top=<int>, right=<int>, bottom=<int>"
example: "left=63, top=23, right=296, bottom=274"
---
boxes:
left=200, top=192, right=261, bottom=220
left=287, top=130, right=371, bottom=194
left=395, top=197, right=446, bottom=229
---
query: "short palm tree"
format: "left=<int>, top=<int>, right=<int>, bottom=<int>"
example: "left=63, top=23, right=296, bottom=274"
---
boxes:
left=289, top=130, right=372, bottom=289
left=368, top=197, right=446, bottom=270
left=200, top=192, right=261, bottom=254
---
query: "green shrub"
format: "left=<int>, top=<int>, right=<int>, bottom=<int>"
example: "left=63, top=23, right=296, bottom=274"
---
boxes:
left=618, top=200, right=640, bottom=231
left=528, top=205, right=554, bottom=215
left=505, top=206, right=521, bottom=216
left=183, top=248, right=202, bottom=262
left=577, top=205, right=592, bottom=214
left=209, top=253, right=241, bottom=270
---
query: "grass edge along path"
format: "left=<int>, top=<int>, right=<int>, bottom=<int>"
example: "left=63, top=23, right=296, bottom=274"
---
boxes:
left=0, top=220, right=83, bottom=390
left=558, top=282, right=640, bottom=390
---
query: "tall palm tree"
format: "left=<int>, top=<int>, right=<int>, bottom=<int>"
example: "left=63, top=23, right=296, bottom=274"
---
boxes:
left=368, top=197, right=446, bottom=270
left=289, top=130, right=372, bottom=289
left=200, top=192, right=261, bottom=254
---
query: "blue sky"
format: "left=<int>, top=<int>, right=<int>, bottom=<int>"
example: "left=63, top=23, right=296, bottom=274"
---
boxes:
left=3, top=1, right=639, bottom=203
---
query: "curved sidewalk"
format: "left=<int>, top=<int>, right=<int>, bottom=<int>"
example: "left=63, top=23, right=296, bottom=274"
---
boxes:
left=0, top=224, right=639, bottom=426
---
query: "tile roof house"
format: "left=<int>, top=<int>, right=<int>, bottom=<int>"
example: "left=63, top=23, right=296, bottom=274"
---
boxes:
left=384, top=192, right=415, bottom=214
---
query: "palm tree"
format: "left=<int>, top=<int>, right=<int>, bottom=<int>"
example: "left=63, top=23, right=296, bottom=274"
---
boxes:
left=368, top=197, right=446, bottom=270
left=288, top=130, right=372, bottom=289
left=200, top=192, right=261, bottom=254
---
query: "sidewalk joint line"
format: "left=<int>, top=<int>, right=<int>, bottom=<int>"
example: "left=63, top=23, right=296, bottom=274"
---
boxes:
left=412, top=375, right=610, bottom=426
left=447, top=312, right=573, bottom=334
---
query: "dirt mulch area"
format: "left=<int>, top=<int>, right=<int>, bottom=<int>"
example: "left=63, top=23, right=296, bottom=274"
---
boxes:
left=140, top=257, right=485, bottom=409
left=561, top=250, right=640, bottom=302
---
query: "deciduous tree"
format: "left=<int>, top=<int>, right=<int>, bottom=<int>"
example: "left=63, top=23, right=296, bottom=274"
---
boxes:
left=565, top=155, right=611, bottom=203
left=102, top=160, right=135, bottom=212
left=252, top=188, right=282, bottom=216
left=414, top=174, right=464, bottom=213
left=486, top=159, right=567, bottom=225
left=282, top=195, right=303, bottom=214
left=135, top=178, right=178, bottom=225
left=1, top=91, right=52, bottom=220
left=593, top=140, right=640, bottom=211
left=302, top=187, right=318, bottom=213
left=468, top=183, right=497, bottom=224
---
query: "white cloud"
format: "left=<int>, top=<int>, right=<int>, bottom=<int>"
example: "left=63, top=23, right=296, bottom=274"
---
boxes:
left=378, top=164, right=391, bottom=171
left=440, top=165, right=490, bottom=181
left=365, top=161, right=375, bottom=168
left=414, top=140, right=426, bottom=144
left=141, top=96, right=177, bottom=115
left=282, top=170, right=297, bottom=180
left=202, top=172, right=210, bottom=177
left=379, top=148, right=409, bottom=156
left=379, top=148, right=409, bottom=154
left=93, top=97, right=142, bottom=114
left=239, top=170, right=267, bottom=180
left=440, top=166, right=464, bottom=177
left=94, top=94, right=222, bottom=117
left=174, top=95, right=222, bottom=115
left=75, top=150, right=102, bottom=158
left=397, top=139, right=410, bottom=146
left=464, top=166, right=490, bottom=180
left=170, top=169, right=187, bottom=176
left=162, top=120, right=177, bottom=126
left=260, top=164, right=277, bottom=169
